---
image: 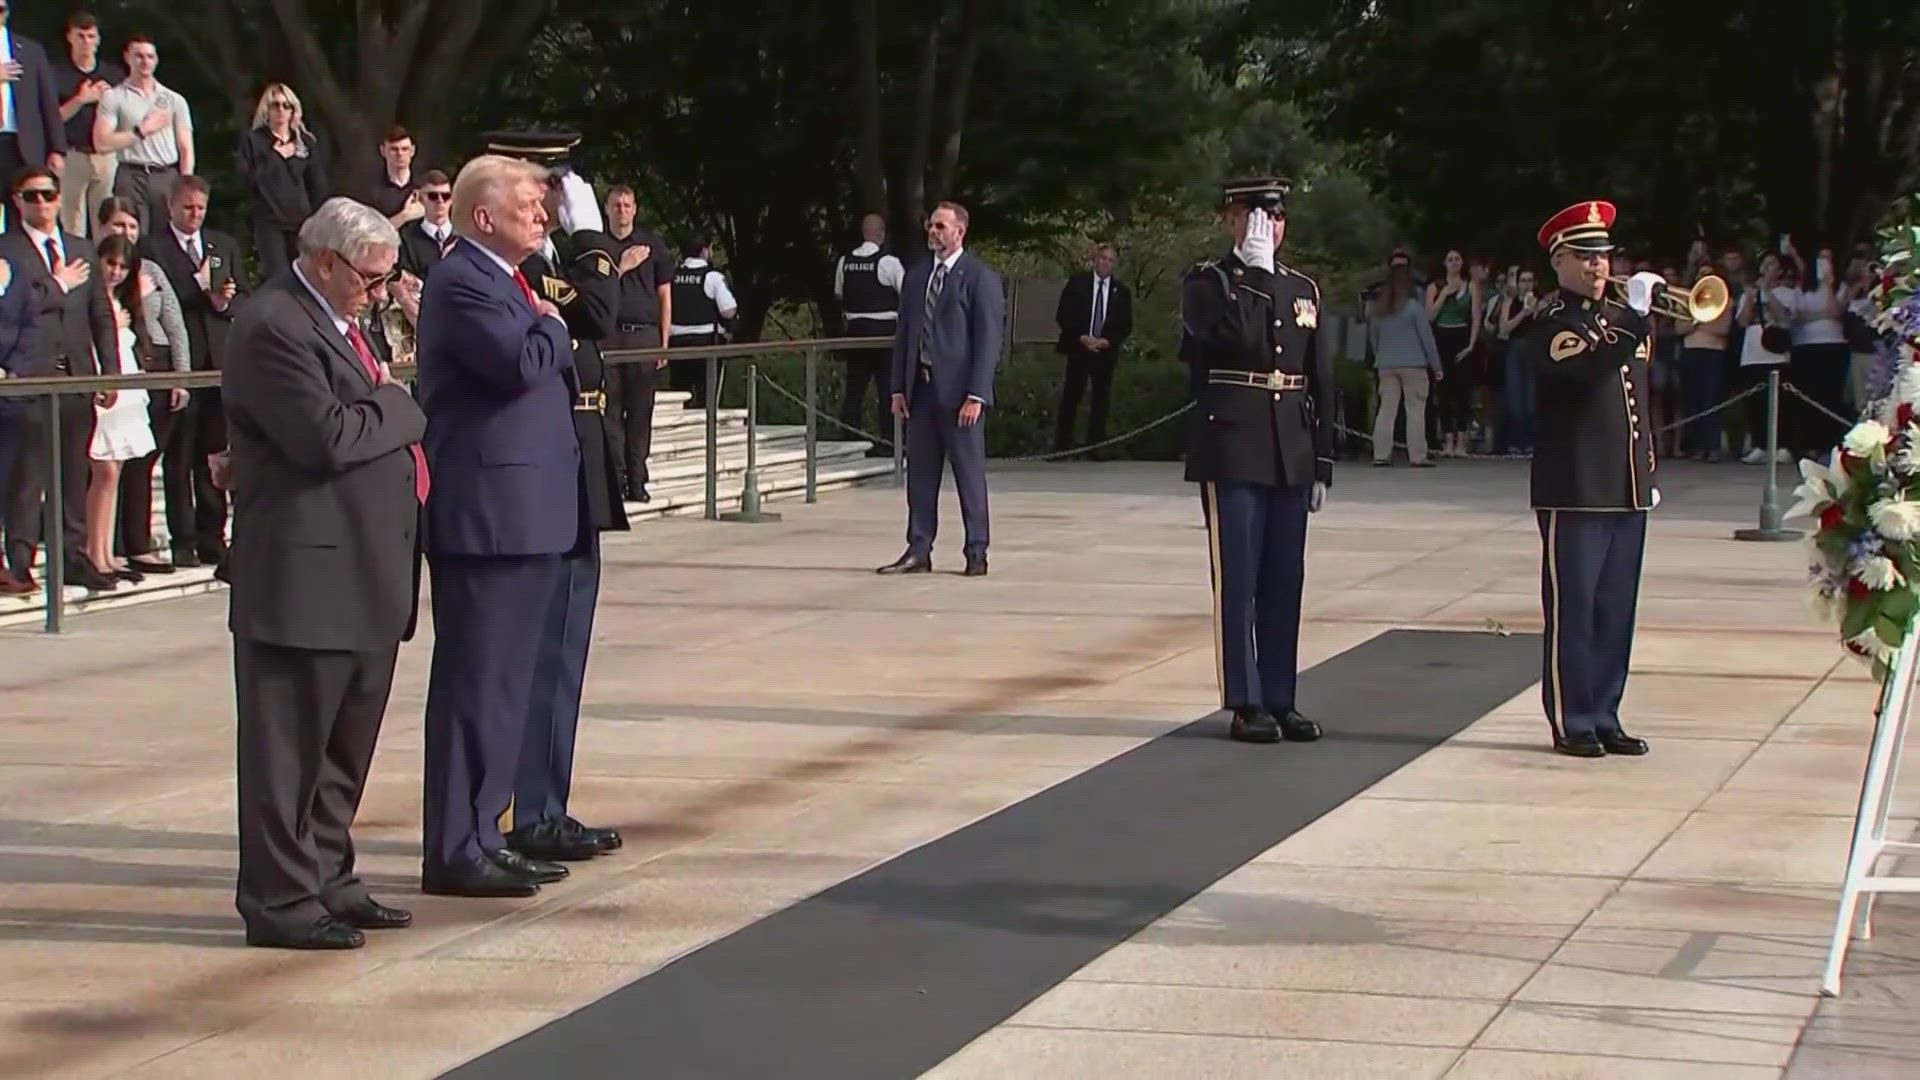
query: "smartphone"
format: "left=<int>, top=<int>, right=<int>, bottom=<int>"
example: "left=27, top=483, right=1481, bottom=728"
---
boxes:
left=1778, top=234, right=1791, bottom=254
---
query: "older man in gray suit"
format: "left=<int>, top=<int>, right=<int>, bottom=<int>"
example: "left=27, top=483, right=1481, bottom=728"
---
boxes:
left=875, top=201, right=1004, bottom=578
left=223, top=197, right=428, bottom=949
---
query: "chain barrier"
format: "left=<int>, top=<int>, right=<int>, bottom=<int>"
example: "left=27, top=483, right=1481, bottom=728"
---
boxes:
left=1781, top=381, right=1856, bottom=427
left=1344, top=383, right=1766, bottom=457
left=748, top=367, right=1194, bottom=462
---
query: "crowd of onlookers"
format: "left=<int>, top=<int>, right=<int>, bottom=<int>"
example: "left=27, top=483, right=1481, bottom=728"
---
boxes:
left=1362, top=237, right=1881, bottom=468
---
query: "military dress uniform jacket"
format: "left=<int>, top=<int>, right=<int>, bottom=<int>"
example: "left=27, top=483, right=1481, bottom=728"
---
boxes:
left=521, top=230, right=632, bottom=534
left=1179, top=253, right=1334, bottom=489
left=1525, top=289, right=1656, bottom=511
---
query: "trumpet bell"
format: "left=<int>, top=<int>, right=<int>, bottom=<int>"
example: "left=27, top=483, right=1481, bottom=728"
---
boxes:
left=1606, top=273, right=1730, bottom=322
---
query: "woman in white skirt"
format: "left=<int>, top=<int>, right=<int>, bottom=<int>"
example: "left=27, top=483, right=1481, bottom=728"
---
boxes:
left=84, top=235, right=158, bottom=584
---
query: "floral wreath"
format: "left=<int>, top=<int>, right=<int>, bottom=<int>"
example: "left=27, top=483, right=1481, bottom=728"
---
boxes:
left=1795, top=195, right=1920, bottom=678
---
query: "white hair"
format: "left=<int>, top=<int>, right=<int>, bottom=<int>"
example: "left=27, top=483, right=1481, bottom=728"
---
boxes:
left=298, top=197, right=400, bottom=262
left=452, top=155, right=548, bottom=239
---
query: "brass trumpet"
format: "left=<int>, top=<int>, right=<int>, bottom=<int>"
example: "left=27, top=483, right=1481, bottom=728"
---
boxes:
left=1605, top=273, right=1730, bottom=323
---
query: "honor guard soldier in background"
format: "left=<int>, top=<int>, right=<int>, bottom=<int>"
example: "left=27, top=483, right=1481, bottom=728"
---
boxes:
left=1526, top=199, right=1657, bottom=759
left=484, top=129, right=631, bottom=861
left=1180, top=177, right=1332, bottom=745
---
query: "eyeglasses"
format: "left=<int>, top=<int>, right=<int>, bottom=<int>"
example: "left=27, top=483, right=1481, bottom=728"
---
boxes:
left=266, top=100, right=293, bottom=111
left=332, top=251, right=397, bottom=290
left=17, top=188, right=58, bottom=203
left=421, top=191, right=451, bottom=202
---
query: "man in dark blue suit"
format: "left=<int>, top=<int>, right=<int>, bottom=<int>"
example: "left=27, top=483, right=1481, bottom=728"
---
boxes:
left=876, top=201, right=1004, bottom=577
left=0, top=253, right=41, bottom=595
left=415, top=153, right=582, bottom=898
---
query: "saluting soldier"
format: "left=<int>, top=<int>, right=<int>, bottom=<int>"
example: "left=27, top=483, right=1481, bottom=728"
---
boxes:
left=1525, top=199, right=1658, bottom=759
left=484, top=129, right=630, bottom=861
left=1180, top=177, right=1332, bottom=745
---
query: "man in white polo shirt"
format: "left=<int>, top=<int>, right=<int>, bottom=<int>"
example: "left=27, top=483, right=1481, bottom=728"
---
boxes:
left=92, top=34, right=192, bottom=234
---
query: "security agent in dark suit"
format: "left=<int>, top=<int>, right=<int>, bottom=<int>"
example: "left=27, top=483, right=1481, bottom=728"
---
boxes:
left=486, top=128, right=629, bottom=864
left=0, top=18, right=70, bottom=202
left=876, top=201, right=1005, bottom=578
left=0, top=249, right=42, bottom=595
left=1053, top=243, right=1133, bottom=451
left=140, top=174, right=247, bottom=569
left=222, top=198, right=427, bottom=949
left=1525, top=200, right=1656, bottom=759
left=0, top=166, right=117, bottom=592
left=1180, top=177, right=1331, bottom=745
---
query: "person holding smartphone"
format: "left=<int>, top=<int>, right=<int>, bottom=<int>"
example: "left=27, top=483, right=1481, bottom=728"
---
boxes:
left=1782, top=238, right=1848, bottom=456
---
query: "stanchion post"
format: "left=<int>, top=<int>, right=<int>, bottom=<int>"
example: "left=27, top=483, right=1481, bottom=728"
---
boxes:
left=703, top=355, right=719, bottom=521
left=803, top=347, right=818, bottom=503
left=42, top=391, right=65, bottom=633
left=721, top=362, right=780, bottom=523
left=1735, top=370, right=1803, bottom=542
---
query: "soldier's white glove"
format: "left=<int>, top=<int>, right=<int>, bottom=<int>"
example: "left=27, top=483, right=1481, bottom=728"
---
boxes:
left=1236, top=208, right=1276, bottom=273
left=1650, top=487, right=1661, bottom=509
left=554, top=172, right=604, bottom=235
left=1625, top=271, right=1664, bottom=316
left=1309, top=481, right=1327, bottom=513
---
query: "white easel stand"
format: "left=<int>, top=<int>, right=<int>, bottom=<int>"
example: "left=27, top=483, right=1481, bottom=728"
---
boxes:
left=1822, top=635, right=1920, bottom=996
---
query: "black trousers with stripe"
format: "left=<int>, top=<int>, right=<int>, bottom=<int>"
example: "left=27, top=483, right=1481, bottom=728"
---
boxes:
left=1203, top=479, right=1310, bottom=713
left=1538, top=509, right=1646, bottom=741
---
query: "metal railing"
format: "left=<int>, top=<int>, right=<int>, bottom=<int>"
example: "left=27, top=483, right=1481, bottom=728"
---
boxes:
left=0, top=334, right=1071, bottom=632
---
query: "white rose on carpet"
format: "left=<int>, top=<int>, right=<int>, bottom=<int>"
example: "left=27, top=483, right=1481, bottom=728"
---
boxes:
left=1871, top=499, right=1920, bottom=541
left=1845, top=420, right=1892, bottom=459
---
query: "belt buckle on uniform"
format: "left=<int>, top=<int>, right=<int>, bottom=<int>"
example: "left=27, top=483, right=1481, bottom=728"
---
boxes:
left=1265, top=370, right=1293, bottom=391
left=577, top=390, right=607, bottom=413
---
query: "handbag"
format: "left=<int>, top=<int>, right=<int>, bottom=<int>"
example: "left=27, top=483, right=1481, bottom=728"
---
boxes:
left=1845, top=308, right=1879, bottom=353
left=1760, top=325, right=1793, bottom=355
left=1742, top=323, right=1789, bottom=367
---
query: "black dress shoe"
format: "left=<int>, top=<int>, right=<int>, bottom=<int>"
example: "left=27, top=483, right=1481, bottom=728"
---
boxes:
left=171, top=550, right=203, bottom=569
left=485, top=846, right=569, bottom=884
left=128, top=557, right=176, bottom=574
left=1598, top=729, right=1650, bottom=756
left=506, top=819, right=602, bottom=862
left=1276, top=709, right=1323, bottom=742
left=246, top=915, right=364, bottom=950
left=67, top=563, right=117, bottom=591
left=876, top=552, right=932, bottom=575
left=114, top=566, right=145, bottom=584
left=1228, top=708, right=1280, bottom=744
left=421, top=858, right=541, bottom=897
left=963, top=554, right=988, bottom=577
left=564, top=816, right=622, bottom=852
left=331, top=898, right=413, bottom=930
left=198, top=543, right=229, bottom=565
left=1555, top=732, right=1606, bottom=758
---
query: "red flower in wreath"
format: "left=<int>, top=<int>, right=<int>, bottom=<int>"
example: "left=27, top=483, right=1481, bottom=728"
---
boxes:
left=1849, top=577, right=1872, bottom=600
left=1822, top=504, right=1847, bottom=531
left=1900, top=402, right=1915, bottom=430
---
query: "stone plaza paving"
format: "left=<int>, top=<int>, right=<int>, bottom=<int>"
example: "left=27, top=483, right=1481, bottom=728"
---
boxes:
left=1, top=459, right=1915, bottom=1078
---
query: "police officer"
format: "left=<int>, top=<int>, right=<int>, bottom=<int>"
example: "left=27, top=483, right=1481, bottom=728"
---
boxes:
left=1524, top=199, right=1656, bottom=759
left=604, top=184, right=674, bottom=501
left=1180, top=177, right=1331, bottom=745
left=835, top=213, right=904, bottom=453
left=482, top=129, right=631, bottom=861
left=666, top=231, right=738, bottom=408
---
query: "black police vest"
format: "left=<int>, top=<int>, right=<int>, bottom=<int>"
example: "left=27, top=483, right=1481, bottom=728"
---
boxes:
left=672, top=262, right=720, bottom=326
left=841, top=247, right=897, bottom=320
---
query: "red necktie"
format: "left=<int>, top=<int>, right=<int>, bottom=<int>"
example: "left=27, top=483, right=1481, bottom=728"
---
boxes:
left=512, top=268, right=538, bottom=309
left=345, top=323, right=431, bottom=504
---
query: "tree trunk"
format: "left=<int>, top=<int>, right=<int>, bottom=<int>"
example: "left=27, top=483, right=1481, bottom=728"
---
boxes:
left=852, top=0, right=887, bottom=217
left=895, top=6, right=949, bottom=248
left=928, top=0, right=985, bottom=204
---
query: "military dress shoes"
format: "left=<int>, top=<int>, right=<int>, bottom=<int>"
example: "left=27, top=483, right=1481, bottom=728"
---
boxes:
left=564, top=816, right=622, bottom=852
left=486, top=846, right=569, bottom=884
left=877, top=552, right=932, bottom=575
left=422, top=858, right=541, bottom=898
left=1276, top=709, right=1323, bottom=742
left=1555, top=732, right=1606, bottom=758
left=1229, top=708, right=1281, bottom=744
left=507, top=819, right=602, bottom=862
left=963, top=553, right=988, bottom=577
left=246, top=915, right=365, bottom=950
left=332, top=898, right=413, bottom=930
left=1599, top=729, right=1651, bottom=756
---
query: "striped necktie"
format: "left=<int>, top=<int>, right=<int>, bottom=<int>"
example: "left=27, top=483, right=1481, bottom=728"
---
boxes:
left=920, top=261, right=947, bottom=363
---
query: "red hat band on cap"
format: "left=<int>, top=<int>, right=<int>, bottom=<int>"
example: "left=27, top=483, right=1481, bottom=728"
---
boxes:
left=1537, top=200, right=1616, bottom=254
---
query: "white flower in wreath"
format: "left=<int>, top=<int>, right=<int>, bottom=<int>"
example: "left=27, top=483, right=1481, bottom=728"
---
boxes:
left=1871, top=498, right=1920, bottom=541
left=1788, top=454, right=1847, bottom=520
left=1846, top=626, right=1897, bottom=664
left=1845, top=420, right=1893, bottom=459
left=1856, top=554, right=1905, bottom=591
